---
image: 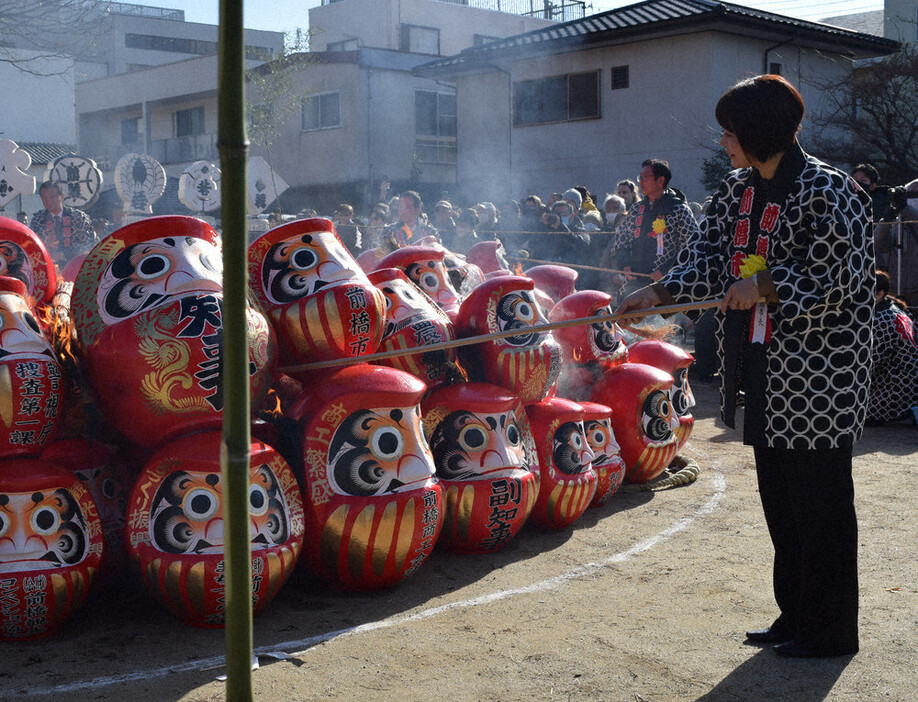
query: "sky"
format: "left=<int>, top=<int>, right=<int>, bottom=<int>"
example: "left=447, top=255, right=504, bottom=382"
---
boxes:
left=124, top=0, right=885, bottom=39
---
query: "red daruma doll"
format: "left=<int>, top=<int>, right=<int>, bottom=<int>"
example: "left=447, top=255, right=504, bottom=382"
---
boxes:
left=550, top=290, right=629, bottom=401
left=455, top=276, right=561, bottom=405
left=248, top=218, right=385, bottom=366
left=69, top=216, right=276, bottom=448
left=124, top=432, right=304, bottom=628
left=628, top=340, right=696, bottom=447
left=525, top=397, right=597, bottom=529
left=291, top=364, right=442, bottom=590
left=0, top=276, right=65, bottom=457
left=0, top=458, right=104, bottom=640
left=589, top=363, right=680, bottom=484
left=367, top=267, right=458, bottom=389
left=0, top=217, right=57, bottom=309
left=374, top=246, right=462, bottom=323
left=580, top=401, right=626, bottom=506
left=422, top=382, right=539, bottom=553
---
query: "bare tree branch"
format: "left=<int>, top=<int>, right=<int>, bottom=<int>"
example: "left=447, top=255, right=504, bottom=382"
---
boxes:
left=808, top=45, right=918, bottom=184
left=0, top=0, right=113, bottom=74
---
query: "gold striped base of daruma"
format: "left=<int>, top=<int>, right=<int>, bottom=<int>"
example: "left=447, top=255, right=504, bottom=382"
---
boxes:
left=529, top=471, right=598, bottom=530
left=137, top=543, right=300, bottom=628
left=590, top=459, right=627, bottom=507
left=624, top=440, right=679, bottom=484
left=273, top=282, right=385, bottom=365
left=674, top=417, right=694, bottom=448
left=439, top=472, right=539, bottom=553
left=0, top=568, right=97, bottom=641
left=310, top=487, right=443, bottom=590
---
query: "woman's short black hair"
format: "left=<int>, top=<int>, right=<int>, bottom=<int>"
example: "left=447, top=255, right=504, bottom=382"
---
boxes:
left=715, top=74, right=805, bottom=163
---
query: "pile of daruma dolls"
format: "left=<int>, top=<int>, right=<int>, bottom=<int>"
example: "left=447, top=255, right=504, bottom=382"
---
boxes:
left=0, top=215, right=694, bottom=640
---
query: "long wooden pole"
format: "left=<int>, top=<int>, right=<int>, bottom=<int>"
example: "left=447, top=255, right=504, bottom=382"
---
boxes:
left=506, top=256, right=654, bottom=278
left=217, top=2, right=254, bottom=700
left=281, top=299, right=724, bottom=374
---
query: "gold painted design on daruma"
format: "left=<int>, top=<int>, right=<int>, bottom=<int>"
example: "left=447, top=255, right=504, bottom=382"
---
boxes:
left=559, top=480, right=576, bottom=520
left=145, top=558, right=161, bottom=593
left=265, top=552, right=283, bottom=601
left=393, top=499, right=416, bottom=573
left=372, top=502, right=398, bottom=576
left=443, top=485, right=459, bottom=536
left=322, top=291, right=344, bottom=354
left=187, top=561, right=206, bottom=615
left=456, top=485, right=475, bottom=542
left=163, top=560, right=186, bottom=615
left=522, top=476, right=538, bottom=520
left=547, top=483, right=564, bottom=522
left=320, top=504, right=349, bottom=578
left=0, top=365, right=12, bottom=428
left=348, top=504, right=376, bottom=580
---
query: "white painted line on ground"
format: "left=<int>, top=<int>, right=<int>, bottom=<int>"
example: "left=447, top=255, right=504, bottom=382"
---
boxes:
left=18, top=463, right=726, bottom=698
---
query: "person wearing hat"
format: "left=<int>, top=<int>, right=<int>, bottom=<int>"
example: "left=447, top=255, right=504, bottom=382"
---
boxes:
left=432, top=200, right=456, bottom=236
left=526, top=192, right=589, bottom=266
left=473, top=202, right=499, bottom=238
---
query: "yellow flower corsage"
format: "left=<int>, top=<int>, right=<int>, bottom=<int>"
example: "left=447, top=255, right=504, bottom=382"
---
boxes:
left=651, top=216, right=667, bottom=235
left=739, top=254, right=767, bottom=279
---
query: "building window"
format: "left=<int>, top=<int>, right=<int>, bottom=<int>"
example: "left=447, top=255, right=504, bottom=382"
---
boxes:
left=768, top=62, right=782, bottom=75
left=513, top=71, right=600, bottom=126
left=399, top=24, right=440, bottom=55
left=611, top=65, right=629, bottom=90
left=301, top=92, right=341, bottom=131
left=125, top=33, right=271, bottom=60
left=415, top=90, right=456, bottom=164
left=121, top=117, right=141, bottom=145
left=327, top=38, right=359, bottom=52
left=175, top=107, right=205, bottom=137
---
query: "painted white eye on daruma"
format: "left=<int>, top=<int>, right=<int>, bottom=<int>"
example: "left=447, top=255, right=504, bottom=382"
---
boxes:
left=371, top=426, right=405, bottom=461
left=31, top=505, right=61, bottom=536
left=458, top=423, right=487, bottom=452
left=181, top=486, right=220, bottom=522
left=249, top=483, right=270, bottom=516
left=552, top=421, right=594, bottom=475
left=669, top=369, right=695, bottom=416
left=327, top=407, right=433, bottom=497
left=642, top=390, right=675, bottom=442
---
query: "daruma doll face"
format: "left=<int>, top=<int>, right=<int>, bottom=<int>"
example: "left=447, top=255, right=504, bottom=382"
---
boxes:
left=579, top=401, right=625, bottom=507
left=525, top=397, right=597, bottom=529
left=455, top=276, right=561, bottom=405
left=248, top=218, right=385, bottom=365
left=293, top=364, right=442, bottom=589
left=0, top=458, right=103, bottom=640
left=589, top=363, right=680, bottom=484
left=375, top=246, right=462, bottom=322
left=124, top=432, right=304, bottom=628
left=422, top=382, right=539, bottom=553
left=628, top=340, right=695, bottom=447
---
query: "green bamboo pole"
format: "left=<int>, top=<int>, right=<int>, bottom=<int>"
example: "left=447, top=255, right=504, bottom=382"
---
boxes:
left=217, top=1, right=254, bottom=700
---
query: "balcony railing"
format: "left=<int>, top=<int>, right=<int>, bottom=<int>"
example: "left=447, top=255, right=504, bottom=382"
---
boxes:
left=321, top=0, right=586, bottom=21
left=151, top=134, right=219, bottom=165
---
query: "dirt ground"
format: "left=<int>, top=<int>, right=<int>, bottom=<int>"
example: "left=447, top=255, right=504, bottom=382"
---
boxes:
left=2, top=381, right=916, bottom=702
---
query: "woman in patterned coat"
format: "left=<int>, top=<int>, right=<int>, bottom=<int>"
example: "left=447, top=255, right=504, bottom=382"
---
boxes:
left=617, top=75, right=873, bottom=658
left=867, top=270, right=918, bottom=424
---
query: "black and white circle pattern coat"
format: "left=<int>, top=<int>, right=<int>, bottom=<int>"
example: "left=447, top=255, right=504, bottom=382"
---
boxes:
left=661, top=149, right=875, bottom=450
left=867, top=299, right=918, bottom=424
